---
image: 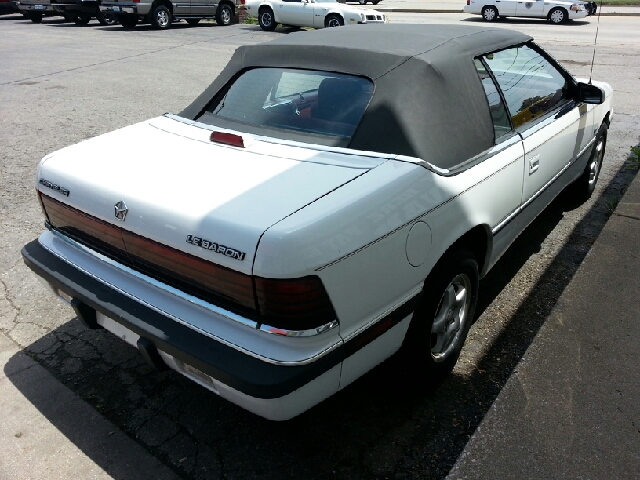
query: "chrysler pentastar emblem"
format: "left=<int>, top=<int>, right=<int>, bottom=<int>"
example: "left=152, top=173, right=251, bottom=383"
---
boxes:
left=114, top=200, right=128, bottom=221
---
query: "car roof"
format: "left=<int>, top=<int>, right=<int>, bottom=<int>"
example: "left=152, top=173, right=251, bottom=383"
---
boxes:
left=182, top=24, right=533, bottom=170
left=253, top=24, right=531, bottom=75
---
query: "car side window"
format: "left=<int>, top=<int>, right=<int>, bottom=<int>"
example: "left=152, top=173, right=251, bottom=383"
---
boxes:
left=481, top=44, right=571, bottom=129
left=474, top=58, right=512, bottom=142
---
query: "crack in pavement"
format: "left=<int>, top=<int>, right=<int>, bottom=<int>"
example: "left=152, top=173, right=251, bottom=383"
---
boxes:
left=0, top=278, right=21, bottom=332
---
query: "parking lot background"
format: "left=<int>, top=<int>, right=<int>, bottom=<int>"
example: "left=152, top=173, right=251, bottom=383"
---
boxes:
left=1, top=11, right=639, bottom=479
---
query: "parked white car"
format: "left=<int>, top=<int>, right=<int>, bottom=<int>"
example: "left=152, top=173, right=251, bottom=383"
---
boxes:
left=23, top=25, right=612, bottom=420
left=464, top=0, right=589, bottom=23
left=245, top=0, right=386, bottom=30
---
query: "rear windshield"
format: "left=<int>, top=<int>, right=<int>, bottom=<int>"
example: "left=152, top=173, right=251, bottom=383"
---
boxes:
left=199, top=68, right=374, bottom=139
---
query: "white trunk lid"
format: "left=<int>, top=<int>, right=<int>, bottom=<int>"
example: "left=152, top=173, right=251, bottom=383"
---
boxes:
left=37, top=116, right=383, bottom=274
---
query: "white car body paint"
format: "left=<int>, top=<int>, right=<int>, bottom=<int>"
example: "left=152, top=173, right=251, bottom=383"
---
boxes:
left=464, top=0, right=589, bottom=21
left=28, top=46, right=613, bottom=420
left=244, top=0, right=386, bottom=28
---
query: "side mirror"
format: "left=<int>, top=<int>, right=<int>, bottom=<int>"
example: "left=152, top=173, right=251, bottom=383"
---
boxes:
left=576, top=82, right=604, bottom=104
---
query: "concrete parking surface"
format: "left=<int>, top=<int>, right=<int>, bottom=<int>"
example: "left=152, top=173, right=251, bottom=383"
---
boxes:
left=1, top=9, right=639, bottom=479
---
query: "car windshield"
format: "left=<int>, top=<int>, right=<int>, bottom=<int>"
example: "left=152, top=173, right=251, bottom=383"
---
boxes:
left=200, top=68, right=374, bottom=139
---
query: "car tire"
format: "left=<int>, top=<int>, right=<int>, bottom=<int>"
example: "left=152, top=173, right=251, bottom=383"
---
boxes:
left=404, top=248, right=479, bottom=381
left=97, top=11, right=118, bottom=25
left=574, top=124, right=607, bottom=199
left=151, top=4, right=171, bottom=29
left=28, top=11, right=43, bottom=23
left=119, top=14, right=137, bottom=28
left=215, top=3, right=232, bottom=25
left=372, top=0, right=381, bottom=4
left=63, top=13, right=75, bottom=22
left=258, top=7, right=276, bottom=31
left=481, top=6, right=498, bottom=21
left=74, top=12, right=91, bottom=24
left=186, top=18, right=200, bottom=25
left=325, top=13, right=343, bottom=27
left=548, top=7, right=567, bottom=24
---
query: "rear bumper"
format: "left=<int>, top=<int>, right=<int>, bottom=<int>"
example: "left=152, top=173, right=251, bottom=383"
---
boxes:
left=18, top=3, right=55, bottom=12
left=22, top=229, right=418, bottom=419
left=51, top=1, right=97, bottom=14
left=100, top=2, right=150, bottom=15
left=22, top=235, right=344, bottom=419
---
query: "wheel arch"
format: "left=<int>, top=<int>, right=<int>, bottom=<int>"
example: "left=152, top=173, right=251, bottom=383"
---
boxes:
left=218, top=0, right=235, bottom=15
left=324, top=11, right=345, bottom=27
left=326, top=8, right=345, bottom=16
left=151, top=0, right=173, bottom=13
left=258, top=3, right=276, bottom=13
left=482, top=4, right=499, bottom=15
left=258, top=3, right=277, bottom=18
left=444, top=224, right=492, bottom=278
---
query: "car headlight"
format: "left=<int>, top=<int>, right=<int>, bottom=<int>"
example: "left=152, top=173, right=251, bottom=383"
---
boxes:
left=570, top=3, right=585, bottom=11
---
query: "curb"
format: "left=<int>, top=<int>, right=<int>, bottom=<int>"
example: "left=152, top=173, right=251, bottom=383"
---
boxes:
left=0, top=332, right=177, bottom=480
left=378, top=8, right=463, bottom=12
left=376, top=8, right=640, bottom=15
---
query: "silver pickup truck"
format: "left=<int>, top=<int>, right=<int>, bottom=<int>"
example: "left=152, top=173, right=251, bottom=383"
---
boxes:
left=100, top=0, right=239, bottom=28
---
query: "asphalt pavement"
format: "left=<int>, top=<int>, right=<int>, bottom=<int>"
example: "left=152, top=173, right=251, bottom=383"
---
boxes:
left=353, top=0, right=640, bottom=15
left=3, top=169, right=638, bottom=479
left=448, top=169, right=640, bottom=478
left=1, top=4, right=639, bottom=479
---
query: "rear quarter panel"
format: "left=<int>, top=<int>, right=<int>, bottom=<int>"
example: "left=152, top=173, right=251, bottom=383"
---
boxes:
left=254, top=141, right=524, bottom=340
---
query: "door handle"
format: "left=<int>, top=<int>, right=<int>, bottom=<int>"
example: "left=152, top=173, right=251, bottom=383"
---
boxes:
left=529, top=154, right=540, bottom=175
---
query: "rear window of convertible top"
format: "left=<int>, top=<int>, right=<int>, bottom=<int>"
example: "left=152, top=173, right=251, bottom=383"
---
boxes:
left=199, top=68, right=374, bottom=139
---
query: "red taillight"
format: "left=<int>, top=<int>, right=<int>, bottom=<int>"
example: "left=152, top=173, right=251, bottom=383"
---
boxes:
left=254, top=276, right=336, bottom=330
left=37, top=190, right=51, bottom=224
left=41, top=193, right=127, bottom=254
left=210, top=131, right=245, bottom=148
left=467, top=0, right=470, bottom=4
left=40, top=194, right=336, bottom=331
left=40, top=194, right=255, bottom=313
left=121, top=229, right=256, bottom=310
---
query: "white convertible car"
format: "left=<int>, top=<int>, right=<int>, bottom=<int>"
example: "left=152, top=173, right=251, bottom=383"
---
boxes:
left=464, top=0, right=589, bottom=23
left=244, top=0, right=386, bottom=30
left=23, top=25, right=612, bottom=420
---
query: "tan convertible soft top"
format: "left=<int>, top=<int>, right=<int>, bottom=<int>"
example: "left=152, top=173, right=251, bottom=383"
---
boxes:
left=180, top=24, right=532, bottom=170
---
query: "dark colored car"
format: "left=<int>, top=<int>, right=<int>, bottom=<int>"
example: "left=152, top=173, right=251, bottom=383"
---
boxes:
left=17, top=0, right=59, bottom=22
left=0, top=0, right=20, bottom=15
left=583, top=1, right=597, bottom=15
left=51, top=0, right=118, bottom=24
